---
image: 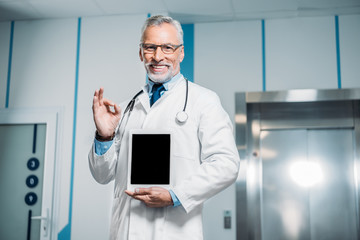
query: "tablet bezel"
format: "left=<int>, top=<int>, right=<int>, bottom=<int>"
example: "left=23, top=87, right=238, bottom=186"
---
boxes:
left=127, top=129, right=173, bottom=191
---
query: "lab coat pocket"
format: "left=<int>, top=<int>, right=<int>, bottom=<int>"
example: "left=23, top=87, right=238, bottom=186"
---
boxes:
left=168, top=120, right=200, bottom=160
left=171, top=155, right=197, bottom=187
left=163, top=206, right=203, bottom=240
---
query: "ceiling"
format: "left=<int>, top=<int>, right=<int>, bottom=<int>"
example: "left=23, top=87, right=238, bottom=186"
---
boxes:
left=0, top=0, right=359, bottom=23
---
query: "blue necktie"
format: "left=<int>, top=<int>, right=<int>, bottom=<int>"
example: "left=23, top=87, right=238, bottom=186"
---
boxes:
left=150, top=84, right=165, bottom=107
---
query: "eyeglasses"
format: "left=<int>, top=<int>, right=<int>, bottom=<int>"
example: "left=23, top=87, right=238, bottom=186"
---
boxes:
left=140, top=43, right=183, bottom=54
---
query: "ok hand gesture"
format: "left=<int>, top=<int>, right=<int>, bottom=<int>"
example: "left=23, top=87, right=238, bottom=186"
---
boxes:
left=92, top=87, right=121, bottom=138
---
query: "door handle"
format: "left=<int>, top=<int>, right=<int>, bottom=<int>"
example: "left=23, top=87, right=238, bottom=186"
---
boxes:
left=31, top=208, right=49, bottom=237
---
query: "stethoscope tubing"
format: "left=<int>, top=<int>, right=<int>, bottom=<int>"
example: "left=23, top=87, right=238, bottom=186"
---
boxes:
left=117, top=78, right=189, bottom=142
left=182, top=79, right=188, bottom=112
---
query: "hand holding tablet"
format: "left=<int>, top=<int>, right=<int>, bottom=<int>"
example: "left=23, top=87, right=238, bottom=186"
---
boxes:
left=124, top=187, right=173, bottom=207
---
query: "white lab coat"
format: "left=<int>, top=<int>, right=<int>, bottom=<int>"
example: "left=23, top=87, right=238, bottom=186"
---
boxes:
left=89, top=77, right=240, bottom=240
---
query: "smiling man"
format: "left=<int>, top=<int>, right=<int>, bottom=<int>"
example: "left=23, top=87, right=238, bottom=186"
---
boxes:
left=89, top=15, right=240, bottom=240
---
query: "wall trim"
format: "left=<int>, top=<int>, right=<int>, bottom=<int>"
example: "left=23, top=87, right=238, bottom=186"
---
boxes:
left=335, top=15, right=342, bottom=89
left=58, top=17, right=81, bottom=240
left=262, top=19, right=266, bottom=92
left=6, top=21, right=14, bottom=108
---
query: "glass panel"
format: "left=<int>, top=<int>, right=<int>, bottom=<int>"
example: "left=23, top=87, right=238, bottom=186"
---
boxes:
left=0, top=124, right=46, bottom=240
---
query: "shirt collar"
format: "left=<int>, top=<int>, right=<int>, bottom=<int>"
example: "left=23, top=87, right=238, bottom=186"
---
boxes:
left=147, top=73, right=183, bottom=93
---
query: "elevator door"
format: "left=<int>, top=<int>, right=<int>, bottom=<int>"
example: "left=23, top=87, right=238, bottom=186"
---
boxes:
left=260, top=128, right=358, bottom=240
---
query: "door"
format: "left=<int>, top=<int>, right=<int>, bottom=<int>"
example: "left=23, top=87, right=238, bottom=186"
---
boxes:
left=0, top=109, right=59, bottom=240
left=0, top=124, right=46, bottom=239
left=260, top=129, right=358, bottom=240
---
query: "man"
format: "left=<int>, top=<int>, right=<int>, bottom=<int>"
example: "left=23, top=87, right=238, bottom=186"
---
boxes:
left=89, top=15, right=240, bottom=240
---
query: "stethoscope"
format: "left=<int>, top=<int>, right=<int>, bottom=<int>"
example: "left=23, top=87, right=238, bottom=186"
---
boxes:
left=119, top=78, right=189, bottom=133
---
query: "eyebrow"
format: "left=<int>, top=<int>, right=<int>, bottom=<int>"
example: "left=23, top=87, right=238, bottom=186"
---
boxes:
left=143, top=42, right=179, bottom=45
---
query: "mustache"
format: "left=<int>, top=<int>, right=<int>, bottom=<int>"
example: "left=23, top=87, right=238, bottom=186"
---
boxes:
left=145, top=62, right=171, bottom=67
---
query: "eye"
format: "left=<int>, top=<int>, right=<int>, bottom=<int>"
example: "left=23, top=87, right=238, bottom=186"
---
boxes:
left=143, top=44, right=156, bottom=52
left=163, top=45, right=174, bottom=50
left=150, top=46, right=157, bottom=51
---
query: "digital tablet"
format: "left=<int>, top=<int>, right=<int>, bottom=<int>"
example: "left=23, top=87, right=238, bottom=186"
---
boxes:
left=127, top=129, right=172, bottom=191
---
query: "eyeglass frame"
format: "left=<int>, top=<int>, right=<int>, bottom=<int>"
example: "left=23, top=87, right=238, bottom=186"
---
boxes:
left=139, top=43, right=183, bottom=54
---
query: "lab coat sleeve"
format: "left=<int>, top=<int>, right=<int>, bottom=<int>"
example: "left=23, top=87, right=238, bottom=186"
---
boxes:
left=173, top=91, right=240, bottom=213
left=88, top=140, right=118, bottom=184
left=88, top=102, right=128, bottom=185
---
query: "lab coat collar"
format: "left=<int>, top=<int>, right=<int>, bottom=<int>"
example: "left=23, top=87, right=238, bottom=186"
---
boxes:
left=137, top=74, right=185, bottom=114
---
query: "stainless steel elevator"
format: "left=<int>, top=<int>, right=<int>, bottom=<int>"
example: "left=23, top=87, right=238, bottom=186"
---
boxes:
left=235, top=88, right=360, bottom=240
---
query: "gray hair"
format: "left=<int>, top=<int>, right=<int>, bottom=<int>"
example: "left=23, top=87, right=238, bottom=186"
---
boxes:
left=140, top=15, right=184, bottom=44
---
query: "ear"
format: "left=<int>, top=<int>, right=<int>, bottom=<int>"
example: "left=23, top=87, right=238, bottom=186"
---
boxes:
left=179, top=46, right=185, bottom=63
left=139, top=48, right=144, bottom=62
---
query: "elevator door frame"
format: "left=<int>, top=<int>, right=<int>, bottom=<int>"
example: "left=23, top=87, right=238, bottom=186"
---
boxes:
left=0, top=108, right=61, bottom=240
left=235, top=88, right=360, bottom=240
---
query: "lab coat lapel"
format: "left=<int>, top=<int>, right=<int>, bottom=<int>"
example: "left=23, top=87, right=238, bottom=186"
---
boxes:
left=136, top=86, right=150, bottom=113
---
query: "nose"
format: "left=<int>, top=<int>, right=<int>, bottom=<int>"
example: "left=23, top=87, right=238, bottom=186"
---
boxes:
left=153, top=46, right=165, bottom=62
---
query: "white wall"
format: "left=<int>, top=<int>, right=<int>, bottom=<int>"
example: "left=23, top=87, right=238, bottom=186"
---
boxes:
left=1, top=13, right=359, bottom=240
left=195, top=20, right=263, bottom=121
left=266, top=16, right=338, bottom=90
left=339, top=15, right=360, bottom=88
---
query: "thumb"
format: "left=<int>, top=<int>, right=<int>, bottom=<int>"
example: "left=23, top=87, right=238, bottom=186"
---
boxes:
left=114, top=104, right=121, bottom=116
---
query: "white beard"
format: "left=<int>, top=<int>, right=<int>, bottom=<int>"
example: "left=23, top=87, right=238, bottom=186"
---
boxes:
left=144, top=62, right=174, bottom=83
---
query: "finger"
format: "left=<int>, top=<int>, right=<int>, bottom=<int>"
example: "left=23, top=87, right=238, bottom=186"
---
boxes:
left=103, top=98, right=115, bottom=107
left=103, top=98, right=117, bottom=114
left=150, top=187, right=165, bottom=191
left=92, top=90, right=102, bottom=111
left=93, top=89, right=99, bottom=101
left=124, top=189, right=147, bottom=196
left=133, top=188, right=152, bottom=196
left=98, top=87, right=104, bottom=105
left=114, top=104, right=121, bottom=116
left=124, top=190, right=134, bottom=196
left=125, top=190, right=148, bottom=202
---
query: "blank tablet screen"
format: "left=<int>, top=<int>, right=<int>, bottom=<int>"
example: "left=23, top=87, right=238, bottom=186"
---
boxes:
left=130, top=134, right=170, bottom=185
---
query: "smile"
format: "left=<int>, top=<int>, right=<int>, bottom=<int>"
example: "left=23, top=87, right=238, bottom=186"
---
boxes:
left=149, top=64, right=170, bottom=73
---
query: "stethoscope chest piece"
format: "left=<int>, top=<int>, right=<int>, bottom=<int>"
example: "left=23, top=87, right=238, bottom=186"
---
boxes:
left=176, top=111, right=188, bottom=124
